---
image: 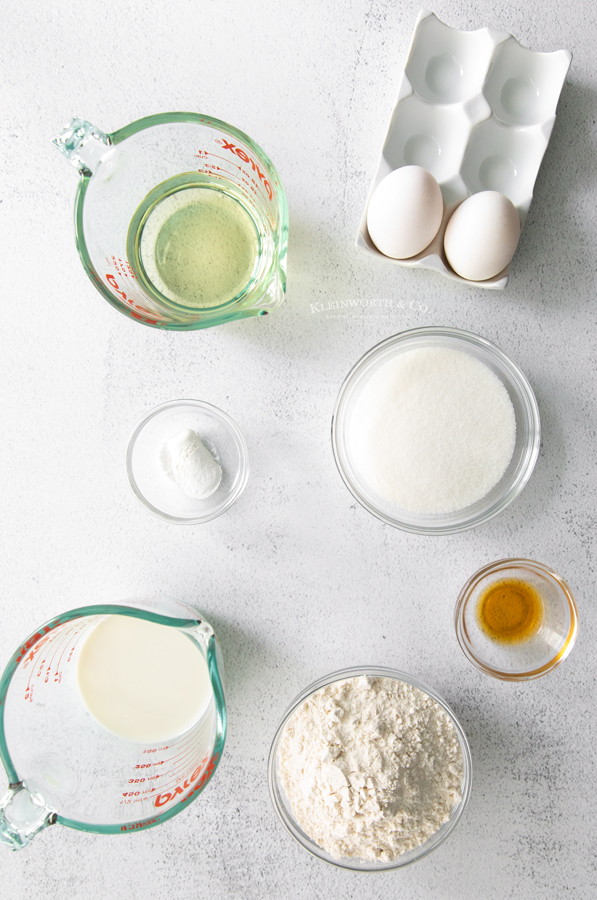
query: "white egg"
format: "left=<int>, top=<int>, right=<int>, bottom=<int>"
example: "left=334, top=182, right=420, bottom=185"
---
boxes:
left=366, top=166, right=443, bottom=259
left=444, top=191, right=521, bottom=281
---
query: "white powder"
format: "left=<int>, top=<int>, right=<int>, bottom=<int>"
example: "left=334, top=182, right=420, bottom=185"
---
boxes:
left=279, top=676, right=464, bottom=862
left=160, top=428, right=222, bottom=499
left=350, top=347, right=516, bottom=514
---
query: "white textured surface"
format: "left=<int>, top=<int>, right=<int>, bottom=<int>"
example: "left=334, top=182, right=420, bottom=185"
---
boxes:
left=0, top=0, right=596, bottom=898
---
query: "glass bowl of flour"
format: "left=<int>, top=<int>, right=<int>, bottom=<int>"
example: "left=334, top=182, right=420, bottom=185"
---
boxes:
left=126, top=400, right=249, bottom=523
left=268, top=667, right=472, bottom=871
left=332, top=326, right=540, bottom=534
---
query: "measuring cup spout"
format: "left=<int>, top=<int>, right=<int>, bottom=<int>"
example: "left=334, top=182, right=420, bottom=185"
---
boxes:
left=52, top=117, right=112, bottom=177
left=0, top=782, right=56, bottom=850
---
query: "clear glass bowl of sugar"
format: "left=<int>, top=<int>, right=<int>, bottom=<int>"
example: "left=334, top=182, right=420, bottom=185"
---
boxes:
left=268, top=666, right=473, bottom=871
left=332, top=326, right=540, bottom=534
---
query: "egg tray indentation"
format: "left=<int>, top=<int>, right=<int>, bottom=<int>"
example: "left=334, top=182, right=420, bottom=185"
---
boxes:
left=356, top=9, right=572, bottom=289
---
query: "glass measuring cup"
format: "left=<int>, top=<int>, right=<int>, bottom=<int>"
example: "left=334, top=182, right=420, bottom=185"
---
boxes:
left=0, top=598, right=226, bottom=849
left=53, top=113, right=288, bottom=329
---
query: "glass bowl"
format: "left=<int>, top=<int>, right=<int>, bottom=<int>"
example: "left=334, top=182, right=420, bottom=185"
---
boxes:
left=331, top=326, right=540, bottom=534
left=126, top=400, right=249, bottom=523
left=455, top=558, right=578, bottom=680
left=268, top=666, right=472, bottom=871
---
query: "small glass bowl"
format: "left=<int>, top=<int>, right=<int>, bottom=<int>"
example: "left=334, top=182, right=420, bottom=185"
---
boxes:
left=126, top=400, right=249, bottom=523
left=331, top=327, right=540, bottom=534
left=455, top=558, right=578, bottom=680
left=268, top=666, right=472, bottom=872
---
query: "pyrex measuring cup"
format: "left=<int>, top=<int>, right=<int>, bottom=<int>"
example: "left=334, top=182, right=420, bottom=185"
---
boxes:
left=0, top=598, right=226, bottom=849
left=53, top=113, right=288, bottom=329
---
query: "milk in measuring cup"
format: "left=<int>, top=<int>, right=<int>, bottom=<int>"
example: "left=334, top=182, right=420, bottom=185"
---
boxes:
left=128, top=177, right=260, bottom=310
left=76, top=615, right=213, bottom=743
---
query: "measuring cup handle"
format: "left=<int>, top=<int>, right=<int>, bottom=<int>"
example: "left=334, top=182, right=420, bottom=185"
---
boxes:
left=52, top=117, right=112, bottom=177
left=0, top=783, right=56, bottom=850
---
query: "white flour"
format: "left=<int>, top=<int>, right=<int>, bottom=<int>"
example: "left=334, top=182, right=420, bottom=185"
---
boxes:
left=350, top=346, right=516, bottom=514
left=279, top=676, right=463, bottom=861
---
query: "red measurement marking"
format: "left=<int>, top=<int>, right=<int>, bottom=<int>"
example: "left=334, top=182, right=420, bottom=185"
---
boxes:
left=204, top=172, right=255, bottom=204
left=197, top=151, right=241, bottom=169
left=157, top=737, right=206, bottom=776
left=25, top=643, right=48, bottom=694
left=120, top=817, right=158, bottom=832
left=180, top=753, right=220, bottom=804
left=126, top=730, right=200, bottom=798
left=151, top=728, right=213, bottom=786
left=152, top=748, right=205, bottom=792
left=17, top=629, right=51, bottom=667
left=218, top=140, right=273, bottom=200
left=47, top=622, right=76, bottom=669
left=14, top=613, right=77, bottom=666
left=52, top=622, right=84, bottom=680
left=22, top=620, right=91, bottom=696
left=21, top=640, right=46, bottom=672
left=195, top=154, right=270, bottom=204
left=143, top=752, right=198, bottom=790
left=47, top=624, right=72, bottom=670
left=162, top=731, right=202, bottom=764
left=199, top=166, right=240, bottom=181
left=104, top=273, right=161, bottom=326
left=110, top=256, right=138, bottom=283
left=154, top=757, right=210, bottom=808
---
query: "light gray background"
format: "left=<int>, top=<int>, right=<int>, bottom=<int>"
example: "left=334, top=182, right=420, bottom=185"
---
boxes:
left=1, top=0, right=596, bottom=897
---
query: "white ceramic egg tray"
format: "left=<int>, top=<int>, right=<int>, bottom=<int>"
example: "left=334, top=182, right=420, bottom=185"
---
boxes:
left=357, top=10, right=572, bottom=289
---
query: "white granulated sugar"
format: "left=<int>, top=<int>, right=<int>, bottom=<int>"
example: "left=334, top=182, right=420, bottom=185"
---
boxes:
left=350, top=347, right=516, bottom=514
left=279, top=676, right=463, bottom=861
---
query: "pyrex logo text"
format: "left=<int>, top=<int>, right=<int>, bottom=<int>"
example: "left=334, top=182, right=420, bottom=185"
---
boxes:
left=220, top=140, right=273, bottom=200
left=153, top=752, right=220, bottom=808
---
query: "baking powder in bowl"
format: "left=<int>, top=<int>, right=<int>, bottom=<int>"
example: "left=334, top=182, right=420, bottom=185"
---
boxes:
left=160, top=428, right=222, bottom=499
left=350, top=347, right=516, bottom=513
left=279, top=676, right=463, bottom=861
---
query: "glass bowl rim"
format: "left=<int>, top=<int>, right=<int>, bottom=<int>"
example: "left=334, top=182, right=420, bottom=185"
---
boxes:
left=454, top=557, right=579, bottom=681
left=331, top=325, right=541, bottom=535
left=126, top=398, right=249, bottom=524
left=267, top=665, right=473, bottom=872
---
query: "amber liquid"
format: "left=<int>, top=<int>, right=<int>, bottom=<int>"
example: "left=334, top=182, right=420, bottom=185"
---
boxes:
left=476, top=578, right=543, bottom=644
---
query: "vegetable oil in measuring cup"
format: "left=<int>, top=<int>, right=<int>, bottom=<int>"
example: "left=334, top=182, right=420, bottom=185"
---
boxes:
left=76, top=615, right=214, bottom=743
left=127, top=174, right=260, bottom=310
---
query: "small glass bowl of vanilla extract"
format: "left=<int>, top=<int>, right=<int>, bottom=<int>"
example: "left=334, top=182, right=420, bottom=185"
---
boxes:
left=455, top=559, right=578, bottom=680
